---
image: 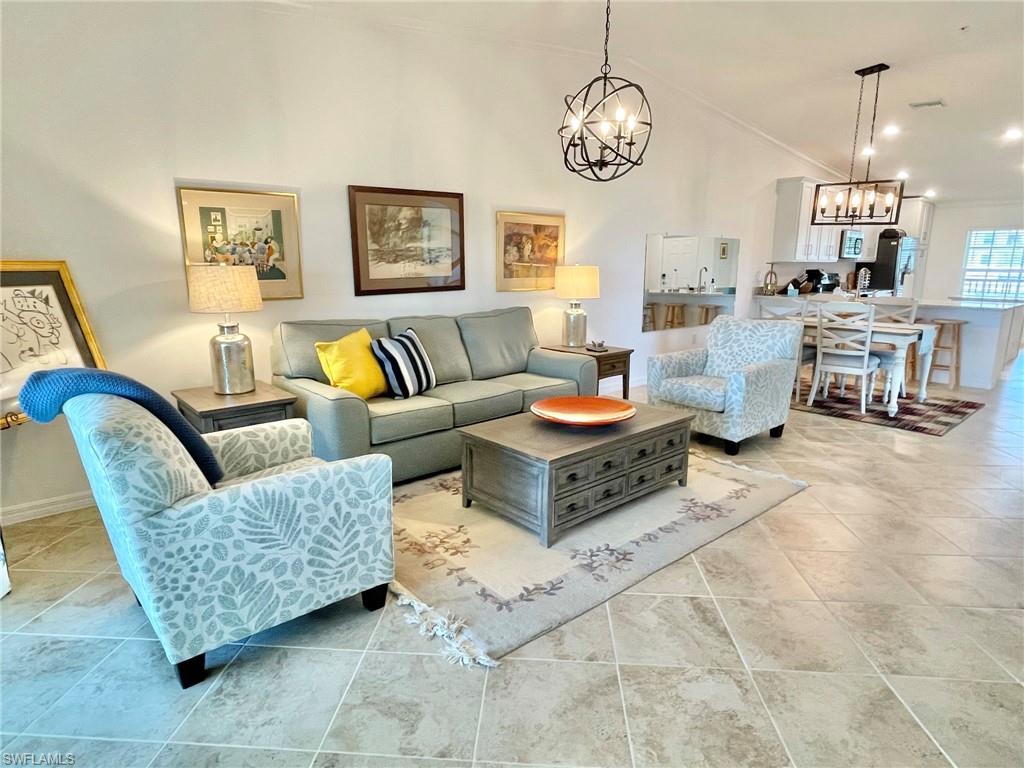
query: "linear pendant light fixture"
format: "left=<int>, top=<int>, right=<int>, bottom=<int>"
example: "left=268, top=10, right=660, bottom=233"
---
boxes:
left=812, top=63, right=904, bottom=226
left=558, top=0, right=652, bottom=182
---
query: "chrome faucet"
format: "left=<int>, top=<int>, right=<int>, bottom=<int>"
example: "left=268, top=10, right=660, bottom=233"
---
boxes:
left=698, top=267, right=708, bottom=293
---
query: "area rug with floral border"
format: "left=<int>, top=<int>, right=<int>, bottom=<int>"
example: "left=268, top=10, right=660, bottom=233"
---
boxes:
left=389, top=451, right=804, bottom=666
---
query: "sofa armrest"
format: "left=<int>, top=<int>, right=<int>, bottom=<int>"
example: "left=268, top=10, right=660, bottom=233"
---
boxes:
left=203, top=419, right=312, bottom=482
left=271, top=376, right=371, bottom=462
left=526, top=348, right=598, bottom=395
left=647, top=349, right=708, bottom=399
left=133, top=453, right=393, bottom=662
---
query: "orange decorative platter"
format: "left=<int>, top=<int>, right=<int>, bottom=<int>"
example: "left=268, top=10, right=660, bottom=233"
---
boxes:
left=530, top=396, right=637, bottom=426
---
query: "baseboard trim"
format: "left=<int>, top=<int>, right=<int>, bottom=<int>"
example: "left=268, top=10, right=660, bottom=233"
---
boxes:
left=1, top=490, right=95, bottom=526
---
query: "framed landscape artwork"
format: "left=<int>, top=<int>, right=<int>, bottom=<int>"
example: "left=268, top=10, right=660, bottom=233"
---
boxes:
left=0, top=260, right=105, bottom=429
left=496, top=211, right=565, bottom=291
left=349, top=186, right=465, bottom=295
left=176, top=185, right=304, bottom=300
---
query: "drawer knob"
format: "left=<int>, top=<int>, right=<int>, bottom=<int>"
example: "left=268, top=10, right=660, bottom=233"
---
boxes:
left=602, top=460, right=614, bottom=470
left=601, top=488, right=614, bottom=499
left=637, top=448, right=648, bottom=458
left=636, top=474, right=647, bottom=484
left=567, top=472, right=579, bottom=482
left=567, top=502, right=579, bottom=512
left=666, top=463, right=676, bottom=471
left=666, top=439, right=676, bottom=447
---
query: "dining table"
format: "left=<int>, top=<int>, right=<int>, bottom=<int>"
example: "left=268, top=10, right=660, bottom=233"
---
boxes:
left=800, top=317, right=938, bottom=417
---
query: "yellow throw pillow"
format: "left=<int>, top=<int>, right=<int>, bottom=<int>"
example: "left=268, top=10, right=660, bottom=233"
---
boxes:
left=315, top=328, right=387, bottom=399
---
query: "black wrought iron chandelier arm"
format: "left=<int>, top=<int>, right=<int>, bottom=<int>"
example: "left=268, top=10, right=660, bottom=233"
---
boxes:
left=848, top=76, right=865, bottom=183
left=601, top=0, right=612, bottom=75
left=864, top=71, right=881, bottom=181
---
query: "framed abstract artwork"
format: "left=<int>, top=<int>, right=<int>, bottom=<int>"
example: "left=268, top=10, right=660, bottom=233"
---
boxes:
left=495, top=211, right=565, bottom=291
left=0, top=260, right=105, bottom=429
left=176, top=184, right=304, bottom=300
left=348, top=186, right=465, bottom=296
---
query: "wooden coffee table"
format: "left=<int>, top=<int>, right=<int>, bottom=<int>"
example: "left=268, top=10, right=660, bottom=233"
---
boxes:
left=458, top=403, right=693, bottom=547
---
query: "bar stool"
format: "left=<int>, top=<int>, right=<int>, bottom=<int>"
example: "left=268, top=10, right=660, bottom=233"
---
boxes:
left=665, top=304, right=686, bottom=328
left=928, top=318, right=966, bottom=390
left=698, top=304, right=721, bottom=326
left=642, top=304, right=655, bottom=332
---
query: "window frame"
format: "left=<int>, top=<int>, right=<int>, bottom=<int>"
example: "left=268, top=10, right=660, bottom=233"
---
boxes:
left=960, top=228, right=1024, bottom=301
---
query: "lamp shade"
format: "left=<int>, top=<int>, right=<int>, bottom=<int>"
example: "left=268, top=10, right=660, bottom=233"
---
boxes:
left=554, top=265, right=600, bottom=299
left=187, top=265, right=263, bottom=314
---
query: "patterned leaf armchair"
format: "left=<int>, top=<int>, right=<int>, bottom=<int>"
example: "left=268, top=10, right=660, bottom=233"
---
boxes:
left=63, top=394, right=393, bottom=687
left=647, top=316, right=803, bottom=455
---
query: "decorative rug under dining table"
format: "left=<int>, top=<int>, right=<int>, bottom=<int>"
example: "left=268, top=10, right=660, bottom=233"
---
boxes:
left=389, top=452, right=804, bottom=666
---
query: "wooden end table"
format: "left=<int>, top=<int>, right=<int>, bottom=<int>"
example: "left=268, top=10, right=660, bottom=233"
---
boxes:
left=541, top=345, right=634, bottom=398
left=171, top=381, right=297, bottom=434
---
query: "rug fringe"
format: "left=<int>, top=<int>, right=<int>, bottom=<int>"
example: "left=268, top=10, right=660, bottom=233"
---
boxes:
left=390, top=582, right=499, bottom=668
left=692, top=449, right=809, bottom=488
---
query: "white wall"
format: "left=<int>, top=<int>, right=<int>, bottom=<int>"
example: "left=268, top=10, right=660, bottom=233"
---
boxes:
left=920, top=201, right=1024, bottom=300
left=0, top=2, right=834, bottom=515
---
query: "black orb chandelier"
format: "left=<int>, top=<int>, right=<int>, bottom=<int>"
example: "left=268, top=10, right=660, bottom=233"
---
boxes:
left=558, top=0, right=652, bottom=182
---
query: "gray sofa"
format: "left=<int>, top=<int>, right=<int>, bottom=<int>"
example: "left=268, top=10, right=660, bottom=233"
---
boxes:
left=271, top=307, right=598, bottom=482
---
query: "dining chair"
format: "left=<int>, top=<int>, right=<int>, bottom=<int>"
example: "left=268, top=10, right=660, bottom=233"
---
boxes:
left=864, top=297, right=919, bottom=402
left=758, top=297, right=814, bottom=402
left=807, top=301, right=879, bottom=414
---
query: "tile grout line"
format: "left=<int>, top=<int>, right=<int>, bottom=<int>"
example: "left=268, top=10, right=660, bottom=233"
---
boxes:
left=690, top=554, right=798, bottom=768
left=604, top=602, right=637, bottom=768
left=308, top=593, right=390, bottom=768
left=144, top=642, right=249, bottom=768
left=5, top=525, right=96, bottom=569
left=816, top=599, right=961, bottom=768
left=965, top=636, right=1024, bottom=687
left=11, top=637, right=129, bottom=746
left=469, top=666, right=490, bottom=765
left=4, top=570, right=117, bottom=634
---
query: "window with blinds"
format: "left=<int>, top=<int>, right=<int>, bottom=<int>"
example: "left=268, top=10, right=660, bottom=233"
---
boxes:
left=960, top=229, right=1024, bottom=300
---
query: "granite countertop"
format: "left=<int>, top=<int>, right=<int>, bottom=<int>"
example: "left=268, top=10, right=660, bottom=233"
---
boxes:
left=751, top=293, right=1024, bottom=311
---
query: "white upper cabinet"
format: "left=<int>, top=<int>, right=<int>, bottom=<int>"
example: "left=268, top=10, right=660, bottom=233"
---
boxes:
left=772, top=177, right=839, bottom=263
left=898, top=198, right=935, bottom=244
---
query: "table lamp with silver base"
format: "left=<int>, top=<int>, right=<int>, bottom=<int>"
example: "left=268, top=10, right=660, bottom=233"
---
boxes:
left=554, top=265, right=600, bottom=347
left=187, top=265, right=263, bottom=395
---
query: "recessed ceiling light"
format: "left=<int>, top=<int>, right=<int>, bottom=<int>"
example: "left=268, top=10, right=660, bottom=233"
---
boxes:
left=896, top=170, right=910, bottom=180
left=924, top=189, right=937, bottom=198
left=861, top=146, right=875, bottom=156
left=1004, top=127, right=1023, bottom=141
left=883, top=124, right=900, bottom=136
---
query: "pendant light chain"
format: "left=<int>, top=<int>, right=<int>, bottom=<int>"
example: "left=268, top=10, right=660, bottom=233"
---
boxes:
left=601, top=0, right=612, bottom=75
left=864, top=71, right=881, bottom=181
left=848, top=76, right=865, bottom=183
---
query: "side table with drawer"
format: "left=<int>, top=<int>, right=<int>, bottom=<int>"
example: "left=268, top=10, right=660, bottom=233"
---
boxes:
left=541, top=345, right=634, bottom=398
left=171, top=382, right=297, bottom=434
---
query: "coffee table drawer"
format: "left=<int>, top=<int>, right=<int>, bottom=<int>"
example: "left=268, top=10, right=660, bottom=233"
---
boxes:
left=592, top=476, right=627, bottom=506
left=658, top=453, right=687, bottom=479
left=628, top=438, right=657, bottom=465
left=554, top=489, right=592, bottom=525
left=594, top=449, right=627, bottom=478
left=658, top=430, right=686, bottom=455
left=555, top=459, right=593, bottom=494
left=628, top=464, right=659, bottom=493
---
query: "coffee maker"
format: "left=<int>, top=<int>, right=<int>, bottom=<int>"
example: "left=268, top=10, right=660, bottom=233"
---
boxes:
left=803, top=269, right=841, bottom=293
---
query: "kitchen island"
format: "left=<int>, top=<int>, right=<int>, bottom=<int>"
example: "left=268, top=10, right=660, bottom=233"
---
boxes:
left=750, top=294, right=1024, bottom=389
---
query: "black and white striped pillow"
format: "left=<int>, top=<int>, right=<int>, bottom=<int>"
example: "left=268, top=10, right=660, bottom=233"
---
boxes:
left=370, top=328, right=437, bottom=399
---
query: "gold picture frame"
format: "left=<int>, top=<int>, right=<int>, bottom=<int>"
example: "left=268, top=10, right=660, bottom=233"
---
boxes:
left=496, top=211, right=566, bottom=291
left=0, top=260, right=106, bottom=429
left=176, top=184, right=304, bottom=300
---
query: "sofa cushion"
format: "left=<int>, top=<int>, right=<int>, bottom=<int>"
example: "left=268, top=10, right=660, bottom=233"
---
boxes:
left=424, top=380, right=523, bottom=426
left=704, top=316, right=801, bottom=378
left=387, top=315, right=472, bottom=385
left=315, top=328, right=388, bottom=399
left=659, top=375, right=728, bottom=412
left=366, top=395, right=453, bottom=445
left=273, top=320, right=389, bottom=383
left=489, top=372, right=578, bottom=408
left=456, top=307, right=540, bottom=379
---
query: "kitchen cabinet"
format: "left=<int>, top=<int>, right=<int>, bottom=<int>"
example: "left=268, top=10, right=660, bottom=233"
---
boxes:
left=899, top=198, right=935, bottom=244
left=772, top=177, right=840, bottom=263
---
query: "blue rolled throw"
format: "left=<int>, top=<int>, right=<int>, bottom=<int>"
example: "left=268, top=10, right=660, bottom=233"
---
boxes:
left=20, top=368, right=223, bottom=485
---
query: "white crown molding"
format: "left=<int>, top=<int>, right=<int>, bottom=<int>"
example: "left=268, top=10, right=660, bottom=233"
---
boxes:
left=1, top=490, right=95, bottom=526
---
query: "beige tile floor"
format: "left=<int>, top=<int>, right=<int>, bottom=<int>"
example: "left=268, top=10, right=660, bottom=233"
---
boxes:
left=1, top=361, right=1022, bottom=767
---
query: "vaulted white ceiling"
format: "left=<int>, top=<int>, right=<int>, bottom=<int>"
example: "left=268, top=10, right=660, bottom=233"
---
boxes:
left=341, top=1, right=1024, bottom=203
